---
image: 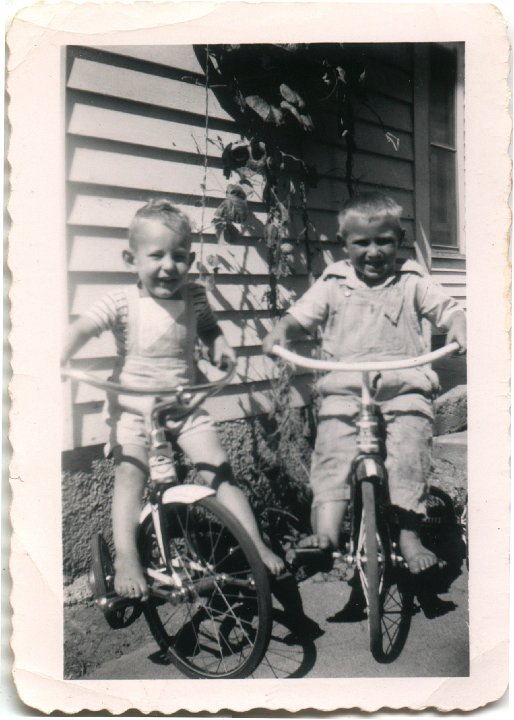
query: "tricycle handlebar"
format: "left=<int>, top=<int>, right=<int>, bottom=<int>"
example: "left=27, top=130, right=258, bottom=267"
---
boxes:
left=271, top=342, right=460, bottom=372
left=61, top=359, right=236, bottom=396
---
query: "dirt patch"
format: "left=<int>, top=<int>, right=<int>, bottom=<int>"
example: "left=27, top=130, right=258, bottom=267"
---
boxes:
left=64, top=602, right=152, bottom=679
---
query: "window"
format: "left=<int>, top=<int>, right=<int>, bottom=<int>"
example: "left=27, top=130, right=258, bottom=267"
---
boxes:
left=429, top=44, right=459, bottom=249
left=414, top=43, right=465, bottom=260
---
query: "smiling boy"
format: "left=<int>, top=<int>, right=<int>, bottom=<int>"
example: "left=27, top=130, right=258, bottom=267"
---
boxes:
left=263, top=192, right=466, bottom=574
left=62, top=199, right=284, bottom=599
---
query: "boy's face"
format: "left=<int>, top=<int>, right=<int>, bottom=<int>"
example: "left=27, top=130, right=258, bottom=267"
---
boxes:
left=125, top=218, right=192, bottom=299
left=341, top=213, right=403, bottom=284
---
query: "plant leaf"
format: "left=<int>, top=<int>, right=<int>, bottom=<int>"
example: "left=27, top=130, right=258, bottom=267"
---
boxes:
left=245, top=95, right=284, bottom=126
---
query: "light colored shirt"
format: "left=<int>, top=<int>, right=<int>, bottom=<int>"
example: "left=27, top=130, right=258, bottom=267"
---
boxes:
left=84, top=281, right=219, bottom=358
left=287, top=258, right=464, bottom=402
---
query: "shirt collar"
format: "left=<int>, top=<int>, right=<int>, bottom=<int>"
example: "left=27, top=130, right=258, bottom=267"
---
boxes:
left=321, top=258, right=425, bottom=288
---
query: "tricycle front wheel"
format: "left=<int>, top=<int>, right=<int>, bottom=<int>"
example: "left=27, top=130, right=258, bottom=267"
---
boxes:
left=139, top=497, right=272, bottom=679
left=358, top=481, right=413, bottom=663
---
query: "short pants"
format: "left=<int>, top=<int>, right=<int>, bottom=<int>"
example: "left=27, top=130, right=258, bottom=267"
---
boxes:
left=105, top=404, right=215, bottom=454
left=310, top=393, right=434, bottom=515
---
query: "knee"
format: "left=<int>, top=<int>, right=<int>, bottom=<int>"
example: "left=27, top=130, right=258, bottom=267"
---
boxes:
left=114, top=458, right=147, bottom=490
left=202, top=461, right=237, bottom=491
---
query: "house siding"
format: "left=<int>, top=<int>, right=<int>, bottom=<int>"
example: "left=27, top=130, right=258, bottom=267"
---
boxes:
left=65, top=44, right=465, bottom=450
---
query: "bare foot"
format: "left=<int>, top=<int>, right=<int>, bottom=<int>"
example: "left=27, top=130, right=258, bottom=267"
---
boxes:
left=258, top=545, right=285, bottom=576
left=297, top=533, right=332, bottom=550
left=399, top=529, right=446, bottom=574
left=114, top=553, right=149, bottom=600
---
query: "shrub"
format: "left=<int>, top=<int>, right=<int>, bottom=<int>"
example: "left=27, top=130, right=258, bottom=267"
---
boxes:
left=61, top=414, right=313, bottom=582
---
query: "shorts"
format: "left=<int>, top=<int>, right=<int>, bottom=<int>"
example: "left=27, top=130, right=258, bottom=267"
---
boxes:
left=105, top=406, right=215, bottom=454
left=310, top=393, right=434, bottom=515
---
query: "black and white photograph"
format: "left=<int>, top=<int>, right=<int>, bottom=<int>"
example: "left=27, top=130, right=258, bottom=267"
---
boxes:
left=61, top=39, right=470, bottom=681
left=7, top=1, right=510, bottom=714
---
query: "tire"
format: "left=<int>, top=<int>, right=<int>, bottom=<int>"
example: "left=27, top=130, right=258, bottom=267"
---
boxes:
left=360, top=480, right=382, bottom=658
left=138, top=496, right=272, bottom=679
left=357, top=482, right=413, bottom=663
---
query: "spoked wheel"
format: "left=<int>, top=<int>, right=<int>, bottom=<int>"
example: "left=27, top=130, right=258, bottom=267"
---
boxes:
left=357, top=480, right=413, bottom=662
left=358, top=480, right=382, bottom=658
left=138, top=497, right=272, bottom=679
left=373, top=568, right=414, bottom=663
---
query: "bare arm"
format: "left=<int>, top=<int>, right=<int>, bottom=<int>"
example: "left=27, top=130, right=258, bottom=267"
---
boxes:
left=207, top=332, right=237, bottom=369
left=262, top=314, right=309, bottom=355
left=61, top=315, right=99, bottom=366
left=445, top=311, right=467, bottom=354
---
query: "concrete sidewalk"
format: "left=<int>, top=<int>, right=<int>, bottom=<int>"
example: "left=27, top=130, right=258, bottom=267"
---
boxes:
left=84, top=432, right=468, bottom=681
left=87, top=563, right=469, bottom=680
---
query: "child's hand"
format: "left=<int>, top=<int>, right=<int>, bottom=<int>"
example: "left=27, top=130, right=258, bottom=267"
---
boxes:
left=262, top=325, right=289, bottom=356
left=263, top=315, right=305, bottom=356
left=212, top=335, right=236, bottom=370
left=447, top=312, right=467, bottom=354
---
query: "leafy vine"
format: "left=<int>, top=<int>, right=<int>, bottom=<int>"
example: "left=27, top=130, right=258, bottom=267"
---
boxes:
left=193, top=43, right=398, bottom=311
left=189, top=45, right=400, bottom=503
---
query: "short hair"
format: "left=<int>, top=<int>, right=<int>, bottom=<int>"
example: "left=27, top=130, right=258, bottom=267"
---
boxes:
left=129, top=199, right=193, bottom=247
left=337, top=192, right=404, bottom=240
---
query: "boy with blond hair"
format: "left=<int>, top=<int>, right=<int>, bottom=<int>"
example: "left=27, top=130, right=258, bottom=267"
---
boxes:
left=63, top=199, right=284, bottom=599
left=264, top=192, right=466, bottom=574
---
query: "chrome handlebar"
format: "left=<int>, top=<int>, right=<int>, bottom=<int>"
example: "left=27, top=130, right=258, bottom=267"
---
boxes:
left=62, top=360, right=236, bottom=395
left=62, top=361, right=237, bottom=425
left=271, top=342, right=460, bottom=372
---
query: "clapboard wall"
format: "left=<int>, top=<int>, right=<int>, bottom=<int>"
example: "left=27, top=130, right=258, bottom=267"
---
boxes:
left=65, top=44, right=465, bottom=450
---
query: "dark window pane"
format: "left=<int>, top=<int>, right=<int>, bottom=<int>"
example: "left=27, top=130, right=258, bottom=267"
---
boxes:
left=430, top=146, right=457, bottom=247
left=429, top=45, right=457, bottom=147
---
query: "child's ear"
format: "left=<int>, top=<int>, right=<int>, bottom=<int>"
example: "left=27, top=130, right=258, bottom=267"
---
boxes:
left=122, top=249, right=136, bottom=270
left=188, top=251, right=196, bottom=268
left=337, top=232, right=349, bottom=257
left=398, top=229, right=406, bottom=246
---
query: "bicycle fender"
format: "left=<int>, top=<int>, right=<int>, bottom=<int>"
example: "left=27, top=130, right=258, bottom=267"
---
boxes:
left=139, top=485, right=216, bottom=524
left=354, top=456, right=386, bottom=483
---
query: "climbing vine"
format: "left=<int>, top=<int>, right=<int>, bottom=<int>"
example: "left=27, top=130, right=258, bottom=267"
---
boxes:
left=189, top=44, right=400, bottom=498
left=193, top=43, right=398, bottom=312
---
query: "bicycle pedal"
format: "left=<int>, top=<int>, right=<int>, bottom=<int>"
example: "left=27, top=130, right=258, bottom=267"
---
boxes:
left=95, top=593, right=143, bottom=629
left=96, top=592, right=139, bottom=611
left=390, top=552, right=408, bottom=568
left=285, top=547, right=334, bottom=573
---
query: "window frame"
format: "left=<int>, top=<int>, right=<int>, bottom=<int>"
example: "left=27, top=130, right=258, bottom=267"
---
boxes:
left=413, top=42, right=465, bottom=268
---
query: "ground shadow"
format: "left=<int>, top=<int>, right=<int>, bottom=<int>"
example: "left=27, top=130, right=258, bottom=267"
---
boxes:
left=145, top=605, right=318, bottom=679
left=256, top=608, right=318, bottom=679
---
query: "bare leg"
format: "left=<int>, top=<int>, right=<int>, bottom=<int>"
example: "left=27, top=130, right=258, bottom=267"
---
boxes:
left=179, top=430, right=285, bottom=575
left=299, top=500, right=348, bottom=549
left=216, top=482, right=285, bottom=575
left=385, top=412, right=442, bottom=574
left=111, top=445, right=149, bottom=599
left=304, top=412, right=355, bottom=552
